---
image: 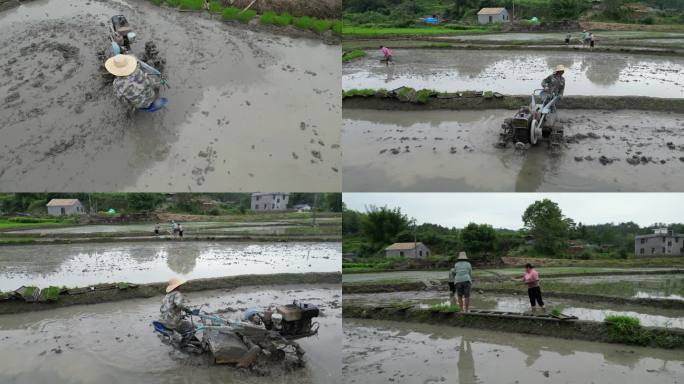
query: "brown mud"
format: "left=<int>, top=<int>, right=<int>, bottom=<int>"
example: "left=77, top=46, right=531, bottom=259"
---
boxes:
left=0, top=0, right=341, bottom=191
left=0, top=272, right=340, bottom=314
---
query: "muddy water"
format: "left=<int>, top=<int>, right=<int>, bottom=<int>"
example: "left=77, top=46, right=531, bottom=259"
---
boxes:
left=0, top=241, right=341, bottom=290
left=0, top=284, right=341, bottom=384
left=342, top=109, right=684, bottom=192
left=345, top=291, right=684, bottom=328
left=546, top=274, right=684, bottom=300
left=344, top=319, right=684, bottom=384
left=4, top=221, right=235, bottom=235
left=342, top=49, right=684, bottom=97
left=0, top=0, right=341, bottom=191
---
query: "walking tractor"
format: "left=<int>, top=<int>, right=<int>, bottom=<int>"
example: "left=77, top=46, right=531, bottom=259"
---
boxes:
left=497, top=89, right=564, bottom=151
left=153, top=300, right=320, bottom=368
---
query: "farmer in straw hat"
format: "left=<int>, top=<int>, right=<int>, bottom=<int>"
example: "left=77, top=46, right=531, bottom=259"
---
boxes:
left=105, top=54, right=160, bottom=110
left=453, top=251, right=473, bottom=312
left=541, top=64, right=565, bottom=109
left=160, top=276, right=196, bottom=341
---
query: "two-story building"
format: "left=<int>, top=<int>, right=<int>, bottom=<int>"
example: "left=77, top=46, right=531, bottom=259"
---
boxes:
left=635, top=228, right=684, bottom=257
left=250, top=193, right=290, bottom=212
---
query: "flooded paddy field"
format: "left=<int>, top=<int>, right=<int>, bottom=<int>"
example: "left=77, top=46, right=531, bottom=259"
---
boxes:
left=342, top=49, right=684, bottom=97
left=344, top=291, right=684, bottom=328
left=434, top=31, right=684, bottom=44
left=0, top=284, right=341, bottom=384
left=0, top=241, right=341, bottom=290
left=343, top=319, right=684, bottom=384
left=342, top=109, right=684, bottom=192
left=342, top=267, right=682, bottom=284
left=527, top=274, right=684, bottom=300
left=0, top=0, right=341, bottom=192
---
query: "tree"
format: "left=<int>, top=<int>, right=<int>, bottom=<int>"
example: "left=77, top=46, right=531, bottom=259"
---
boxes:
left=323, top=193, right=343, bottom=212
left=126, top=193, right=164, bottom=211
left=343, top=208, right=362, bottom=235
left=461, top=223, right=497, bottom=256
left=360, top=205, right=409, bottom=246
left=550, top=0, right=586, bottom=19
left=522, top=199, right=571, bottom=255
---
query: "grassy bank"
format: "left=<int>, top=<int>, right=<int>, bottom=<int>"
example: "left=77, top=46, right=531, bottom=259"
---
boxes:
left=0, top=217, right=77, bottom=230
left=343, top=25, right=493, bottom=38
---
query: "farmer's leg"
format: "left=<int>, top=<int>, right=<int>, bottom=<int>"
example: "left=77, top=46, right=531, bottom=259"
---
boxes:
left=535, top=287, right=545, bottom=308
left=527, top=288, right=536, bottom=309
left=462, top=282, right=471, bottom=312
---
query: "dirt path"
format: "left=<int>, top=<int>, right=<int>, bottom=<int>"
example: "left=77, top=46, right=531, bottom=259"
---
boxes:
left=342, top=109, right=684, bottom=192
left=0, top=0, right=340, bottom=191
left=0, top=284, right=342, bottom=384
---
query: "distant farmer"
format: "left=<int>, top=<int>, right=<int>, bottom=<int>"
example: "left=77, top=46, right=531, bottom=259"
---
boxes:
left=154, top=223, right=160, bottom=236
left=589, top=32, right=595, bottom=49
left=160, top=277, right=196, bottom=343
left=564, top=32, right=571, bottom=45
left=448, top=267, right=456, bottom=296
left=454, top=252, right=472, bottom=312
left=178, top=223, right=184, bottom=238
left=514, top=263, right=545, bottom=312
left=379, top=45, right=393, bottom=66
left=105, top=54, right=160, bottom=110
left=172, top=221, right=179, bottom=236
left=541, top=65, right=565, bottom=108
left=582, top=30, right=591, bottom=48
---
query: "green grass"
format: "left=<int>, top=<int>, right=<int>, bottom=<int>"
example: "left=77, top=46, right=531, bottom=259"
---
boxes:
left=342, top=50, right=367, bottom=62
left=343, top=26, right=492, bottom=38
left=179, top=0, right=203, bottom=10
left=415, top=89, right=436, bottom=104
left=0, top=238, right=36, bottom=245
left=430, top=302, right=460, bottom=313
left=604, top=315, right=648, bottom=345
left=260, top=11, right=293, bottom=27
left=208, top=1, right=224, bottom=13
left=332, top=20, right=342, bottom=35
left=150, top=0, right=162, bottom=5
left=0, top=217, right=76, bottom=229
left=165, top=0, right=181, bottom=7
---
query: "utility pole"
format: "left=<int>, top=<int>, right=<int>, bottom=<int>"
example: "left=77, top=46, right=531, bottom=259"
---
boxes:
left=412, top=218, right=417, bottom=255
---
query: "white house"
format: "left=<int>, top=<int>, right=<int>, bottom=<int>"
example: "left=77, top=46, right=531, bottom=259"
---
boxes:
left=385, top=242, right=431, bottom=258
left=46, top=199, right=84, bottom=216
left=477, top=7, right=510, bottom=24
left=251, top=193, right=290, bottom=212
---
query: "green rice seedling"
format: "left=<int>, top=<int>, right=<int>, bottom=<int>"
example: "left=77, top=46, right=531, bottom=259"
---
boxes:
left=179, top=0, right=203, bottom=10
left=117, top=282, right=130, bottom=290
left=430, top=302, right=460, bottom=313
left=550, top=305, right=564, bottom=316
left=261, top=11, right=293, bottom=27
left=342, top=89, right=376, bottom=98
left=165, top=0, right=181, bottom=7
left=342, top=50, right=367, bottom=62
left=44, top=286, right=60, bottom=301
left=332, top=20, right=342, bottom=35
left=208, top=1, right=224, bottom=13
left=311, top=19, right=332, bottom=33
left=293, top=16, right=314, bottom=30
left=237, top=9, right=257, bottom=23
left=222, top=6, right=240, bottom=20
left=605, top=315, right=648, bottom=345
left=415, top=89, right=436, bottom=104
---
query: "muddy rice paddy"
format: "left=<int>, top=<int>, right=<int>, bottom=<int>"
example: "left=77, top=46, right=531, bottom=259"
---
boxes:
left=342, top=49, right=684, bottom=97
left=342, top=109, right=684, bottom=191
left=0, top=0, right=341, bottom=191
left=343, top=319, right=684, bottom=384
left=0, top=284, right=341, bottom=384
left=0, top=241, right=341, bottom=290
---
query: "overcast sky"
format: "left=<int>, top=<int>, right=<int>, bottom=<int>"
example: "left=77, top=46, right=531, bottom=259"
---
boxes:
left=343, top=193, right=684, bottom=229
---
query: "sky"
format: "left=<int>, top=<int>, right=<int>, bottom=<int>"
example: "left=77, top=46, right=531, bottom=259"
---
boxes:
left=343, top=193, right=684, bottom=229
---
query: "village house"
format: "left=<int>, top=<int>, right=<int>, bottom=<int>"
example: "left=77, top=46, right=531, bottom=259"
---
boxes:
left=250, top=193, right=290, bottom=212
left=477, top=7, right=510, bottom=24
left=46, top=199, right=84, bottom=216
left=635, top=228, right=684, bottom=257
left=385, top=242, right=431, bottom=258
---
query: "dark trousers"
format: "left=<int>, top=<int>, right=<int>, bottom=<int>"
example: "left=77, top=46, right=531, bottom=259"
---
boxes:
left=448, top=282, right=455, bottom=294
left=527, top=286, right=544, bottom=307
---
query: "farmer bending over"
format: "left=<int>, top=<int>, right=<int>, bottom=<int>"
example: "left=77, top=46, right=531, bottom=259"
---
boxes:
left=160, top=277, right=197, bottom=343
left=105, top=54, right=160, bottom=111
left=514, top=263, right=545, bottom=312
left=454, top=252, right=472, bottom=312
left=379, top=45, right=393, bottom=66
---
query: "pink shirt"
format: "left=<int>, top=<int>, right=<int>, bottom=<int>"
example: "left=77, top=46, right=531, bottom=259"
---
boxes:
left=523, top=269, right=540, bottom=288
left=381, top=47, right=392, bottom=57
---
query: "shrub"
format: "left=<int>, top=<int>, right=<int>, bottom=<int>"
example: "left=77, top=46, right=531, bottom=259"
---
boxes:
left=179, top=0, right=203, bottom=10
left=261, top=11, right=293, bottom=26
left=208, top=0, right=224, bottom=13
